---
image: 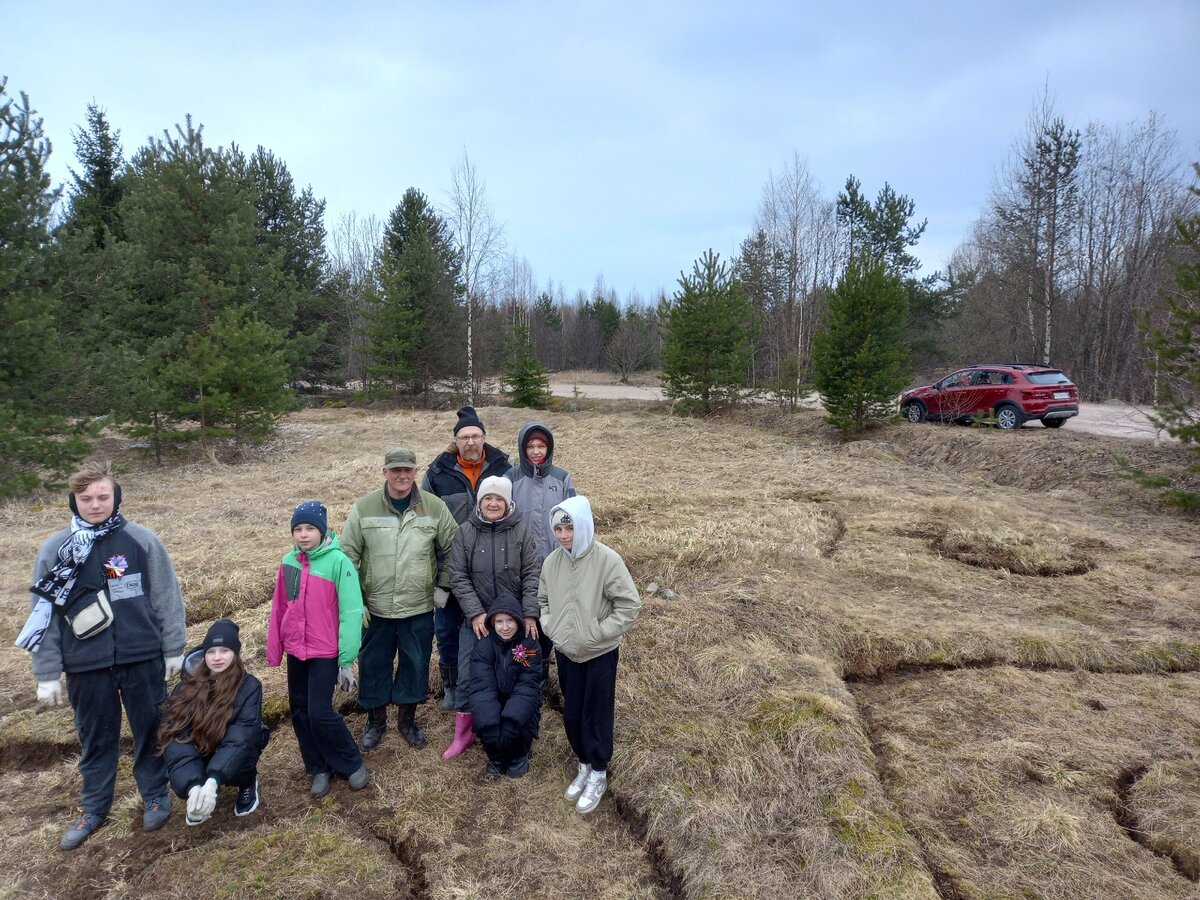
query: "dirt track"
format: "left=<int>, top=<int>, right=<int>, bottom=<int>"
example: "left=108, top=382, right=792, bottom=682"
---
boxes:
left=549, top=381, right=1178, bottom=443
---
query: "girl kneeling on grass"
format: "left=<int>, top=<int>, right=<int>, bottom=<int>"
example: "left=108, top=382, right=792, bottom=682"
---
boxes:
left=467, top=591, right=543, bottom=778
left=267, top=501, right=369, bottom=798
left=158, top=619, right=270, bottom=825
left=538, top=496, right=641, bottom=814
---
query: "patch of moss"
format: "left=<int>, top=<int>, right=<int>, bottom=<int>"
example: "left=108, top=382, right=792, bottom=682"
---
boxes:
left=749, top=690, right=846, bottom=748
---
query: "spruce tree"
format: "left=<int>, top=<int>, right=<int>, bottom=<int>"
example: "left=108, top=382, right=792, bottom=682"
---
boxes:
left=1144, top=167, right=1200, bottom=472
left=500, top=321, right=552, bottom=408
left=813, top=255, right=909, bottom=435
left=235, top=146, right=336, bottom=387
left=659, top=249, right=757, bottom=413
left=369, top=188, right=463, bottom=402
left=0, top=80, right=90, bottom=495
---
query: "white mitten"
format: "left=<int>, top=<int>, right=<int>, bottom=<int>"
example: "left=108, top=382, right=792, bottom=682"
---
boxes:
left=337, top=666, right=358, bottom=692
left=433, top=587, right=450, bottom=609
left=195, top=777, right=219, bottom=819
left=164, top=653, right=185, bottom=679
left=36, top=679, right=63, bottom=707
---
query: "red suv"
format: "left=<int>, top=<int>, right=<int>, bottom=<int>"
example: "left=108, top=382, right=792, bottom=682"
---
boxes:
left=899, top=364, right=1079, bottom=430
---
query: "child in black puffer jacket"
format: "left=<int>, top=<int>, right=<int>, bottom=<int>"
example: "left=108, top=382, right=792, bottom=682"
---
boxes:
left=466, top=591, right=542, bottom=778
left=158, top=620, right=270, bottom=825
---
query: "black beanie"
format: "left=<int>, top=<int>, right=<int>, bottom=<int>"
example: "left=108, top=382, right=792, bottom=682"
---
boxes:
left=201, top=618, right=241, bottom=656
left=454, top=406, right=485, bottom=435
left=291, top=500, right=328, bottom=538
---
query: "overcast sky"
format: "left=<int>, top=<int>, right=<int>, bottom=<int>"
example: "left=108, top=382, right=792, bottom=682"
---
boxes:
left=7, top=1, right=1199, bottom=302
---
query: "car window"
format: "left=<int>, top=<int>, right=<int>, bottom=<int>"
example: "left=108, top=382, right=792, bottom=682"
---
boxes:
left=978, top=371, right=1012, bottom=385
left=942, top=372, right=970, bottom=388
left=1026, top=371, right=1071, bottom=385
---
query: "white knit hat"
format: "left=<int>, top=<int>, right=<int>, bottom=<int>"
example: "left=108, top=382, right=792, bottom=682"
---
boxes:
left=477, top=476, right=512, bottom=510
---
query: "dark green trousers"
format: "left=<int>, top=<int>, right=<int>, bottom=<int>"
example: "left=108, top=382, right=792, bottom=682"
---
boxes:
left=358, top=611, right=434, bottom=708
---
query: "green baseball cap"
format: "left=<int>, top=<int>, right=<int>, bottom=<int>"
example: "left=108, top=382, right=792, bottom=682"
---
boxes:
left=384, top=448, right=417, bottom=469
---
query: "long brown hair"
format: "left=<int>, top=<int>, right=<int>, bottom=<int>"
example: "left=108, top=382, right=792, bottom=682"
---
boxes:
left=158, top=655, right=247, bottom=755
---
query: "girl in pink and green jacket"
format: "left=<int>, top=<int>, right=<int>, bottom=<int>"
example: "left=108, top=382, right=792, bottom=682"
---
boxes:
left=267, top=501, right=369, bottom=797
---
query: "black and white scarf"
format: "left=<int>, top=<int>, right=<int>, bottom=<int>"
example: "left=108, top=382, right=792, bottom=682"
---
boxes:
left=17, top=500, right=126, bottom=653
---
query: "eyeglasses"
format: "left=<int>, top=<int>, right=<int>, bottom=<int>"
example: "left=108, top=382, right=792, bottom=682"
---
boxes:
left=456, top=434, right=483, bottom=443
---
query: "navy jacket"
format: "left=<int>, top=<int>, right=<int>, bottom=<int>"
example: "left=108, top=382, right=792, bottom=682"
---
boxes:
left=163, top=669, right=269, bottom=789
left=422, top=443, right=512, bottom=525
left=467, top=593, right=542, bottom=744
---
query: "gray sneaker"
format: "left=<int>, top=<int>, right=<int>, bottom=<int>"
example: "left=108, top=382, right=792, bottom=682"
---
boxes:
left=348, top=765, right=370, bottom=791
left=311, top=771, right=332, bottom=798
left=61, top=810, right=106, bottom=850
left=143, top=794, right=172, bottom=831
left=564, top=762, right=591, bottom=801
left=575, top=770, right=607, bottom=814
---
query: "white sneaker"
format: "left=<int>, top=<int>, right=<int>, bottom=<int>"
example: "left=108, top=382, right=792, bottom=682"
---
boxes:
left=564, top=762, right=592, bottom=801
left=575, top=770, right=607, bottom=814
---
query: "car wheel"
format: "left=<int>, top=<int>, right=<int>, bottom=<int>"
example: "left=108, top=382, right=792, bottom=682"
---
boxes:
left=1042, top=418, right=1066, bottom=428
left=904, top=401, right=927, bottom=423
left=995, top=403, right=1022, bottom=430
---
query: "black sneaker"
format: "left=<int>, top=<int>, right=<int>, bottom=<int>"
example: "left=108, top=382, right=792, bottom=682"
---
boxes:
left=506, top=756, right=530, bottom=779
left=484, top=758, right=504, bottom=779
left=235, top=778, right=260, bottom=816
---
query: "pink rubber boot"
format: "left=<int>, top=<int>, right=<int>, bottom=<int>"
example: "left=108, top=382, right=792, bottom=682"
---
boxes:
left=441, top=712, right=475, bottom=760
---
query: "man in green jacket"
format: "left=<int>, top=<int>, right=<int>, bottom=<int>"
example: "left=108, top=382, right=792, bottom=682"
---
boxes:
left=342, top=449, right=458, bottom=751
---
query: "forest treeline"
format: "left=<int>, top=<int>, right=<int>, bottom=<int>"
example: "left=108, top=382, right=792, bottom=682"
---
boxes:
left=2, top=77, right=1197, bottom=495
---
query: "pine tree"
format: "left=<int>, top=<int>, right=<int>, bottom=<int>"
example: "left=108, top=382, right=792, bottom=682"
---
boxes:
left=659, top=249, right=758, bottom=413
left=500, top=321, right=552, bottom=408
left=163, top=308, right=297, bottom=450
left=112, top=118, right=300, bottom=458
left=0, top=79, right=90, bottom=495
left=813, top=255, right=910, bottom=435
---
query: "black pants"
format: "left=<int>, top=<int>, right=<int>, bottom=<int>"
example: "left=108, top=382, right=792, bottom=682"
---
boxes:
left=556, top=647, right=619, bottom=772
left=66, top=657, right=169, bottom=817
left=358, top=611, right=434, bottom=708
left=167, top=756, right=261, bottom=797
left=287, top=655, right=363, bottom=778
left=480, top=732, right=534, bottom=766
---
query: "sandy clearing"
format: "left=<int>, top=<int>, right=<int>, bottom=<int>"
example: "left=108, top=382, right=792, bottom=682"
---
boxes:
left=547, top=380, right=1179, bottom=442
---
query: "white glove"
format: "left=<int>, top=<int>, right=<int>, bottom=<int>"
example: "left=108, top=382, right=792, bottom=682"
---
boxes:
left=186, top=784, right=204, bottom=821
left=337, top=666, right=358, bottom=692
left=164, top=653, right=185, bottom=679
left=188, top=777, right=218, bottom=821
left=37, top=679, right=63, bottom=707
left=433, top=587, right=450, bottom=609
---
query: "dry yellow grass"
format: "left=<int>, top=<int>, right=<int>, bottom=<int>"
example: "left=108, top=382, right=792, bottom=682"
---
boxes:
left=1, top=403, right=1198, bottom=898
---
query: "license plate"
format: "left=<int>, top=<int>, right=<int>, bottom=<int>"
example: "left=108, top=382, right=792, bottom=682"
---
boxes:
left=1053, top=391, right=1069, bottom=399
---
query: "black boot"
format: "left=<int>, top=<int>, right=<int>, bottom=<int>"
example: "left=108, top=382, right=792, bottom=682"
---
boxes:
left=397, top=703, right=427, bottom=749
left=438, top=664, right=457, bottom=712
left=360, top=706, right=387, bottom=752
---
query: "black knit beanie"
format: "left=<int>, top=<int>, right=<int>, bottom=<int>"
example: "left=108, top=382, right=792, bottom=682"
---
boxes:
left=291, top=500, right=328, bottom=538
left=201, top=618, right=241, bottom=656
left=454, top=406, right=485, bottom=435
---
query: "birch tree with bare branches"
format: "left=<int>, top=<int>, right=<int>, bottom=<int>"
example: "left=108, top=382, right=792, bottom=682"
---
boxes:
left=445, top=151, right=505, bottom=405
